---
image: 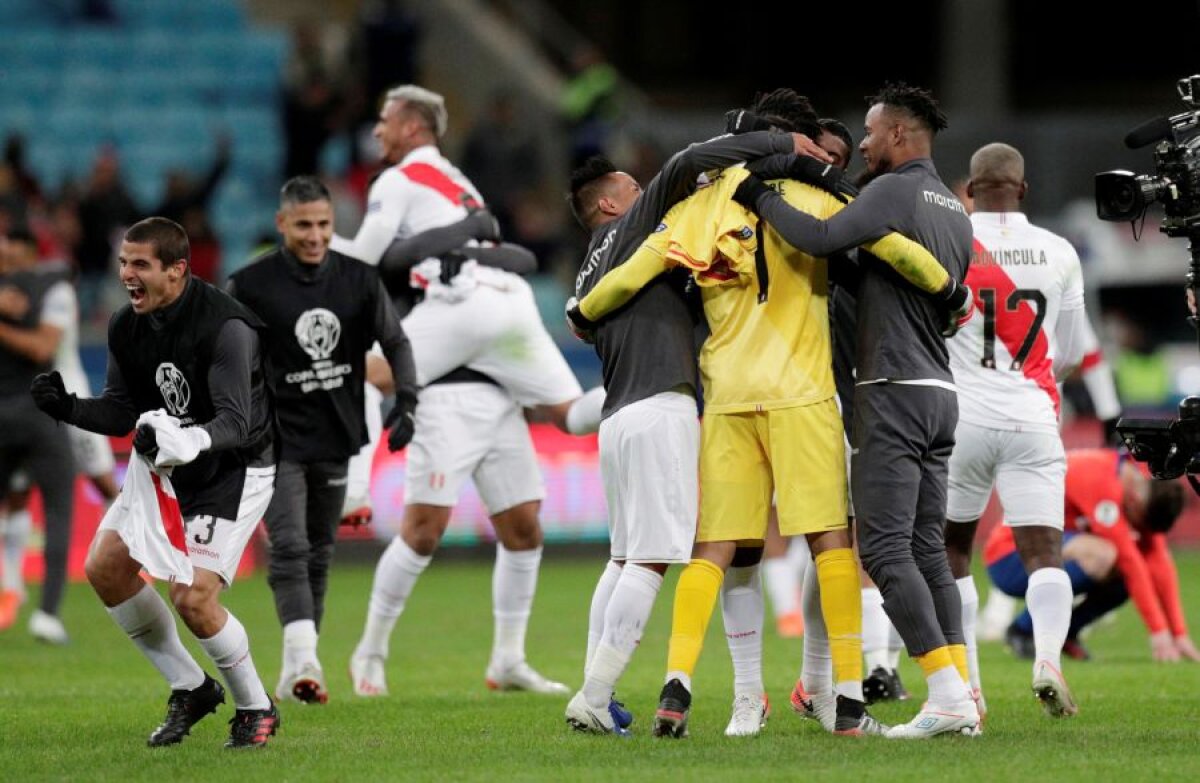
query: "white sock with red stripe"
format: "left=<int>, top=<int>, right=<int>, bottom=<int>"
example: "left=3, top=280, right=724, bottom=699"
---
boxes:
left=107, top=584, right=205, bottom=691
left=1026, top=567, right=1072, bottom=671
left=721, top=565, right=765, bottom=698
left=198, top=611, right=270, bottom=710
left=582, top=564, right=662, bottom=709
left=585, top=560, right=623, bottom=673
left=356, top=536, right=432, bottom=659
left=491, top=544, right=542, bottom=669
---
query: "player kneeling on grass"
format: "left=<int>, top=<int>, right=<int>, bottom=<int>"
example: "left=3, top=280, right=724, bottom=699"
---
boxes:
left=31, top=218, right=280, bottom=749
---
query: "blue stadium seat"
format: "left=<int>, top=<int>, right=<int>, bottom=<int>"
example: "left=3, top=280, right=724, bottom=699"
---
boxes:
left=185, top=0, right=245, bottom=32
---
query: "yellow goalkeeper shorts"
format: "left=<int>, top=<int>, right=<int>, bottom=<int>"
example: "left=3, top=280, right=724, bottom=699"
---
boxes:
left=697, top=398, right=847, bottom=542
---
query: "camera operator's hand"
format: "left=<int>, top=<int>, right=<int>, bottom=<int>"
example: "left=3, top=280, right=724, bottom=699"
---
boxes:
left=1175, top=634, right=1200, bottom=662
left=1150, top=630, right=1181, bottom=662
left=31, top=371, right=76, bottom=422
left=385, top=391, right=417, bottom=452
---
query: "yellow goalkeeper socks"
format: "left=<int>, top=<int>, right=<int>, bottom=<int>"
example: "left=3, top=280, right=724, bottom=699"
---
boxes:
left=665, top=559, right=724, bottom=680
left=916, top=646, right=955, bottom=678
left=948, top=643, right=970, bottom=685
left=814, top=547, right=863, bottom=698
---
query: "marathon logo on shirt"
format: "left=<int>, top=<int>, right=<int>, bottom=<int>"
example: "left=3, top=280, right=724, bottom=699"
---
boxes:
left=288, top=308, right=352, bottom=393
left=923, top=190, right=969, bottom=216
left=576, top=228, right=616, bottom=295
left=971, top=246, right=1049, bottom=267
left=155, top=362, right=191, bottom=419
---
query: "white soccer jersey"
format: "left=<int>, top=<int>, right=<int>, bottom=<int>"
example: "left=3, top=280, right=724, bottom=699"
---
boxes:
left=949, top=212, right=1086, bottom=434
left=40, top=280, right=91, bottom=396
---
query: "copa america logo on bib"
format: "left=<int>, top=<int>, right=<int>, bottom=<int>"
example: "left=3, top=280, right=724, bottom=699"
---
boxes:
left=295, top=308, right=342, bottom=361
left=155, top=362, right=191, bottom=416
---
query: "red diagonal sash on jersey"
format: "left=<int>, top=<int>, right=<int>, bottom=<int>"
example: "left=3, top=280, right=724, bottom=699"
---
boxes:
left=967, top=238, right=1060, bottom=414
left=399, top=162, right=481, bottom=209
left=150, top=472, right=188, bottom=556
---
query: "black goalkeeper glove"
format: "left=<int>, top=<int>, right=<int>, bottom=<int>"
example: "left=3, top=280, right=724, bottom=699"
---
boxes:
left=724, top=108, right=772, bottom=135
left=787, top=156, right=853, bottom=203
left=30, top=371, right=76, bottom=422
left=439, top=250, right=467, bottom=285
left=133, top=422, right=159, bottom=458
left=938, top=279, right=975, bottom=338
left=732, top=174, right=773, bottom=210
left=565, top=296, right=597, bottom=344
left=384, top=391, right=417, bottom=452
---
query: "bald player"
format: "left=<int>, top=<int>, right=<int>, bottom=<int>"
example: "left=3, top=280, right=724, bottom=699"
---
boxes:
left=942, top=143, right=1092, bottom=719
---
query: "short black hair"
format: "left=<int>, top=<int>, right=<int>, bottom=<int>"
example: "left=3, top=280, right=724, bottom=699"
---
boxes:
left=125, top=217, right=189, bottom=267
left=1144, top=479, right=1185, bottom=534
left=868, top=81, right=948, bottom=134
left=749, top=88, right=821, bottom=137
left=280, top=175, right=331, bottom=207
left=568, top=156, right=618, bottom=229
left=818, top=118, right=853, bottom=152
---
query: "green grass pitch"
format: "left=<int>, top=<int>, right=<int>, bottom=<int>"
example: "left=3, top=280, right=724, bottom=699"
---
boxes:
left=3, top=552, right=1200, bottom=781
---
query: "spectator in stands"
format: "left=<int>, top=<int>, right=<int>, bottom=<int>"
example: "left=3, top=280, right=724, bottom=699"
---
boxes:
left=461, top=91, right=542, bottom=241
left=1108, top=310, right=1173, bottom=412
left=155, top=135, right=232, bottom=283
left=283, top=21, right=346, bottom=179
left=560, top=44, right=619, bottom=167
left=76, top=148, right=138, bottom=322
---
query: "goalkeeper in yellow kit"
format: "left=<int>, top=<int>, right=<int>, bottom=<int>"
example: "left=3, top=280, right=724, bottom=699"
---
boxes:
left=572, top=89, right=964, bottom=738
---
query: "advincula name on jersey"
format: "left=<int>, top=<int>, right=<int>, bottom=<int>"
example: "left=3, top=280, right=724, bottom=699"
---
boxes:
left=972, top=246, right=1050, bottom=266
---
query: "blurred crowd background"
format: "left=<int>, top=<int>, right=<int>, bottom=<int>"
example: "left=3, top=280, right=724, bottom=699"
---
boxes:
left=3, top=0, right=1200, bottom=424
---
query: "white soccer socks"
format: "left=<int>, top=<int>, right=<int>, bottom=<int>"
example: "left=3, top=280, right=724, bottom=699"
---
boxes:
left=721, top=565, right=765, bottom=699
left=107, top=583, right=205, bottom=691
left=956, top=576, right=982, bottom=694
left=582, top=564, right=663, bottom=708
left=585, top=560, right=624, bottom=673
left=356, top=536, right=432, bottom=660
left=1026, top=567, right=1073, bottom=672
left=861, top=586, right=891, bottom=673
left=198, top=611, right=270, bottom=710
left=491, top=544, right=542, bottom=669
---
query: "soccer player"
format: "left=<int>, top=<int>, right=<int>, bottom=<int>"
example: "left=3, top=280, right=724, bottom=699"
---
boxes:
left=734, top=83, right=978, bottom=738
left=228, top=176, right=418, bottom=705
left=941, top=142, right=1094, bottom=719
left=333, top=85, right=590, bottom=696
left=571, top=90, right=959, bottom=738
left=0, top=229, right=76, bottom=643
left=984, top=449, right=1200, bottom=665
left=561, top=108, right=820, bottom=736
left=31, top=217, right=280, bottom=749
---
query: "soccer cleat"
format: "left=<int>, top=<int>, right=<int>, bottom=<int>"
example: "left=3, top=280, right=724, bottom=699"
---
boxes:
left=349, top=654, right=389, bottom=697
left=28, top=609, right=68, bottom=645
left=862, top=665, right=910, bottom=704
left=147, top=674, right=226, bottom=747
left=565, top=691, right=630, bottom=736
left=1005, top=623, right=1036, bottom=660
left=340, top=505, right=373, bottom=528
left=485, top=660, right=569, bottom=694
left=0, top=589, right=21, bottom=631
left=724, top=692, right=770, bottom=737
left=609, top=696, right=633, bottom=730
left=775, top=610, right=805, bottom=639
left=1032, top=660, right=1078, bottom=718
left=833, top=695, right=888, bottom=736
left=653, top=678, right=691, bottom=738
left=1062, top=636, right=1091, bottom=661
left=277, top=663, right=328, bottom=705
left=224, top=701, right=280, bottom=749
left=789, top=680, right=835, bottom=731
left=885, top=699, right=980, bottom=739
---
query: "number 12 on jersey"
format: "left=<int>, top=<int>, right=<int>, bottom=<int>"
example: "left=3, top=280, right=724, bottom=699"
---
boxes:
left=977, top=287, right=1046, bottom=371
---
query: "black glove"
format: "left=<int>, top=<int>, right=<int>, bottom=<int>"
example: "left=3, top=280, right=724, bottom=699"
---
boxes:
left=938, top=280, right=974, bottom=338
left=133, top=422, right=159, bottom=458
left=439, top=250, right=467, bottom=285
left=565, top=296, right=597, bottom=343
left=385, top=391, right=417, bottom=452
left=787, top=156, right=852, bottom=203
left=724, top=108, right=772, bottom=135
left=732, top=174, right=773, bottom=210
left=30, top=371, right=76, bottom=422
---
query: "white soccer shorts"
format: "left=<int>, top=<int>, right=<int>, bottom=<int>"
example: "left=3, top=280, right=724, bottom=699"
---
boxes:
left=598, top=391, right=699, bottom=564
left=946, top=420, right=1065, bottom=528
left=102, top=465, right=276, bottom=585
left=404, top=383, right=545, bottom=515
left=402, top=274, right=582, bottom=408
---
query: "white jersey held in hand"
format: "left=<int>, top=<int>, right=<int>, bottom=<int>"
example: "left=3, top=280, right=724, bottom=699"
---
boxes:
left=949, top=212, right=1089, bottom=434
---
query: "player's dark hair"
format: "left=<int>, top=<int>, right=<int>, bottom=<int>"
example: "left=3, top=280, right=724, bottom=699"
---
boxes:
left=280, top=175, right=331, bottom=207
left=868, top=81, right=948, bottom=134
left=568, top=156, right=619, bottom=229
left=125, top=217, right=189, bottom=267
left=749, top=88, right=821, bottom=138
left=818, top=118, right=854, bottom=153
left=1144, top=479, right=1185, bottom=533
